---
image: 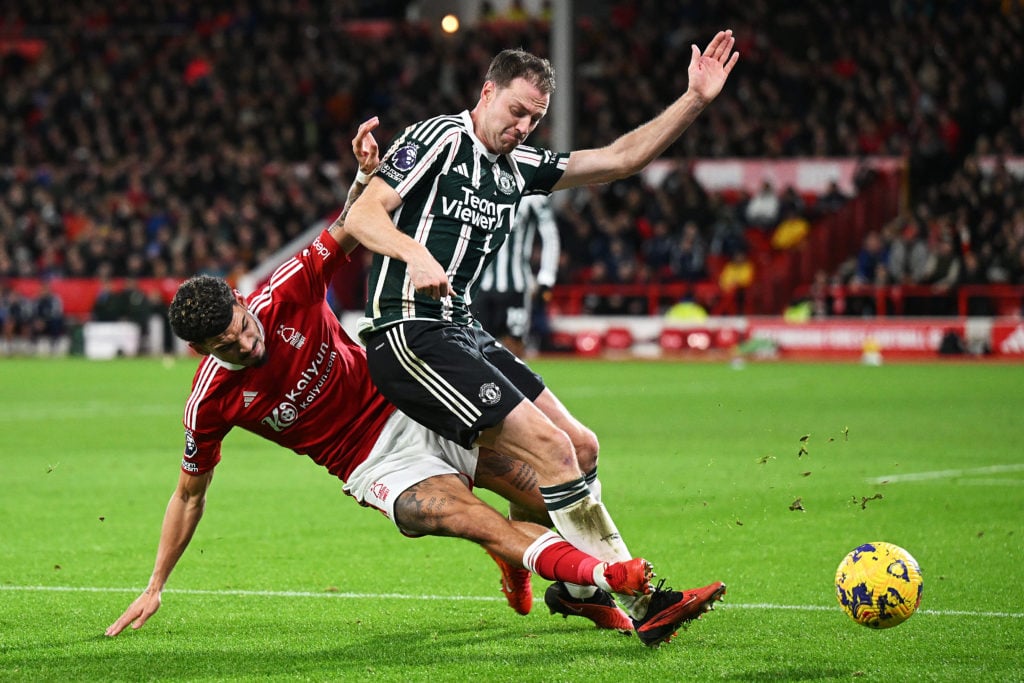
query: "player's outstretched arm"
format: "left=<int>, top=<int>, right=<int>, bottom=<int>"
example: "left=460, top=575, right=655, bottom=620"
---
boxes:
left=554, top=29, right=739, bottom=190
left=330, top=116, right=382, bottom=253
left=105, top=470, right=213, bottom=636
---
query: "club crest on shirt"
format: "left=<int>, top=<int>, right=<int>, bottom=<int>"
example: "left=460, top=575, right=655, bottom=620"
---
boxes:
left=493, top=166, right=515, bottom=195
left=278, top=324, right=306, bottom=349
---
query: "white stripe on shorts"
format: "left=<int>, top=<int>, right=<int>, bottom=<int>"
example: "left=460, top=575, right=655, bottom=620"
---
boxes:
left=384, top=325, right=481, bottom=427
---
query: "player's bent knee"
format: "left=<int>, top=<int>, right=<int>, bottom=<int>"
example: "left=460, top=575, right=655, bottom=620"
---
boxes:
left=574, top=428, right=600, bottom=473
left=529, top=427, right=579, bottom=478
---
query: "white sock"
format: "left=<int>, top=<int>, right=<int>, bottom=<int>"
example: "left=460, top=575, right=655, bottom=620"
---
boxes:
left=621, top=593, right=649, bottom=620
left=546, top=494, right=632, bottom=563
left=565, top=583, right=598, bottom=599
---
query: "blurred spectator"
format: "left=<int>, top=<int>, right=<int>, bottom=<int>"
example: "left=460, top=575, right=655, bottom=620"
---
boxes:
left=667, top=221, right=708, bottom=282
left=31, top=278, right=66, bottom=353
left=119, top=277, right=156, bottom=351
left=708, top=199, right=748, bottom=258
left=91, top=272, right=122, bottom=323
left=958, top=250, right=983, bottom=293
left=640, top=219, right=675, bottom=275
left=770, top=207, right=811, bottom=250
left=978, top=241, right=1011, bottom=284
left=88, top=258, right=168, bottom=355
left=921, top=233, right=962, bottom=315
left=853, top=231, right=889, bottom=285
left=887, top=220, right=931, bottom=284
left=807, top=269, right=837, bottom=318
left=659, top=166, right=714, bottom=229
left=580, top=261, right=615, bottom=315
left=959, top=250, right=994, bottom=316
left=777, top=186, right=807, bottom=220
left=0, top=281, right=32, bottom=354
left=817, top=181, right=849, bottom=214
left=744, top=181, right=781, bottom=230
left=840, top=230, right=891, bottom=316
left=502, top=0, right=530, bottom=22
left=718, top=249, right=755, bottom=314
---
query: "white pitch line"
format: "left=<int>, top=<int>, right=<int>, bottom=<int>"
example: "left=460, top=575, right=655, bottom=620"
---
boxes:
left=0, top=403, right=178, bottom=422
left=0, top=585, right=502, bottom=602
left=727, top=602, right=1023, bottom=619
left=867, top=463, right=1024, bottom=485
left=2, top=585, right=1021, bottom=619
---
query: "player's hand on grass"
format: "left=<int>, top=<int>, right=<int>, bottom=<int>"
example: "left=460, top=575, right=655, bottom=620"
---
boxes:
left=105, top=589, right=161, bottom=637
left=687, top=29, right=740, bottom=105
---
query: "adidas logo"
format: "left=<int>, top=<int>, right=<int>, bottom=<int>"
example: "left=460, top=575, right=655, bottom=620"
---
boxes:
left=999, top=325, right=1024, bottom=354
left=243, top=391, right=258, bottom=408
left=452, top=163, right=470, bottom=178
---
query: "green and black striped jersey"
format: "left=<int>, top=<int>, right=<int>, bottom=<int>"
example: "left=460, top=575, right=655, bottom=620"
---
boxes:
left=358, top=110, right=568, bottom=336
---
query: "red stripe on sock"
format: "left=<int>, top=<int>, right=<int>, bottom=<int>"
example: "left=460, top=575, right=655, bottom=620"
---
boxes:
left=532, top=540, right=601, bottom=585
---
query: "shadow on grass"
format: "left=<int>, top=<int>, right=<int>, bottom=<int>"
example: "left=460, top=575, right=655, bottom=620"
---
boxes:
left=1, top=619, right=657, bottom=680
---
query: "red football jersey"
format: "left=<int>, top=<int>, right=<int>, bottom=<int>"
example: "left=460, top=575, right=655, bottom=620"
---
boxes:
left=180, top=229, right=395, bottom=481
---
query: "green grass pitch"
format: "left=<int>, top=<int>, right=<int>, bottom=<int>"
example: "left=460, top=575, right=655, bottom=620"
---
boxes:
left=2, top=356, right=1022, bottom=681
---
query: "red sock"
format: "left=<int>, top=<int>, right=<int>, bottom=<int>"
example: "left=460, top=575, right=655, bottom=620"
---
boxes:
left=525, top=532, right=601, bottom=585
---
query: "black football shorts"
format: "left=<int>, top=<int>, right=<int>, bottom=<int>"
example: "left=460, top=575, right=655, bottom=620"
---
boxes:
left=363, top=320, right=545, bottom=448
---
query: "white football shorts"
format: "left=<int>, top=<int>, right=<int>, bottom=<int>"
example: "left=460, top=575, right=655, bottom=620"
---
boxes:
left=343, top=409, right=479, bottom=536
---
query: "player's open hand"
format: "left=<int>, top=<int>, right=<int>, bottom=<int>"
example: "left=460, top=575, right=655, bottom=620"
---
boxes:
left=104, top=589, right=162, bottom=637
left=687, top=29, right=740, bottom=105
left=353, top=116, right=381, bottom=175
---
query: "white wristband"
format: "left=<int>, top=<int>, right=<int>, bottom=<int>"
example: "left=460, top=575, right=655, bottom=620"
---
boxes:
left=355, top=169, right=372, bottom=184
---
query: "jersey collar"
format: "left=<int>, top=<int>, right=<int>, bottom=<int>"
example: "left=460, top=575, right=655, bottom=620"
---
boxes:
left=460, top=110, right=498, bottom=163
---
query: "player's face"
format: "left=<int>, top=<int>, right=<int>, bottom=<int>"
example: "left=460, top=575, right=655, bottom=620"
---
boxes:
left=481, top=77, right=549, bottom=154
left=200, top=303, right=266, bottom=367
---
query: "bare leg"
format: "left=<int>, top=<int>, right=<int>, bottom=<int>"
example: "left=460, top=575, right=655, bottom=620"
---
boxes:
left=477, top=400, right=631, bottom=565
left=391, top=473, right=644, bottom=597
left=475, top=448, right=552, bottom=526
left=533, top=388, right=599, bottom=475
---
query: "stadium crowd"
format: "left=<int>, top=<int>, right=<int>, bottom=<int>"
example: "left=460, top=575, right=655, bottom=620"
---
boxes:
left=1, top=0, right=1023, bottom=348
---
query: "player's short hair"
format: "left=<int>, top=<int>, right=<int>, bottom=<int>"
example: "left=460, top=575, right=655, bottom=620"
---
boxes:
left=485, top=48, right=556, bottom=94
left=168, top=275, right=236, bottom=343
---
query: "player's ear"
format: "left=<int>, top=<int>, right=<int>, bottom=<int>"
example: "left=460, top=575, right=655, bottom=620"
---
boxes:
left=481, top=80, right=495, bottom=103
left=188, top=341, right=210, bottom=357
